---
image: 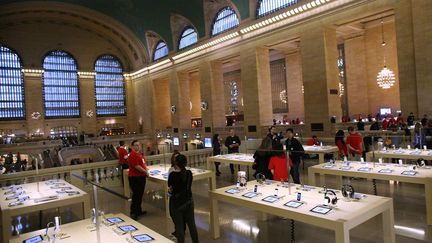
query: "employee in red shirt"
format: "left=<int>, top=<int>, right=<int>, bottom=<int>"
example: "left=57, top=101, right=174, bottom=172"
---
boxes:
left=117, top=141, right=129, bottom=169
left=268, top=143, right=289, bottom=182
left=346, top=127, right=363, bottom=160
left=128, top=140, right=149, bottom=220
left=306, top=135, right=320, bottom=146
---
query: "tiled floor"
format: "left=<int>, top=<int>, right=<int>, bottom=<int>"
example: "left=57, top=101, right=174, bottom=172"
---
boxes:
left=7, top=159, right=432, bottom=243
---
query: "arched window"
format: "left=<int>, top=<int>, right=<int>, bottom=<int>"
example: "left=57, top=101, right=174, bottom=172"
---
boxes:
left=178, top=27, right=198, bottom=50
left=0, top=45, right=25, bottom=120
left=153, top=41, right=169, bottom=61
left=257, top=0, right=298, bottom=18
left=94, top=55, right=126, bottom=116
left=211, top=7, right=240, bottom=36
left=43, top=50, right=80, bottom=118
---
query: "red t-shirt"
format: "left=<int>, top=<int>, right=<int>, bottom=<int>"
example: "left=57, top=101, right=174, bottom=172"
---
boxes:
left=128, top=150, right=148, bottom=177
left=268, top=155, right=289, bottom=182
left=118, top=147, right=128, bottom=164
left=307, top=138, right=319, bottom=146
left=346, top=133, right=362, bottom=155
left=336, top=140, right=348, bottom=156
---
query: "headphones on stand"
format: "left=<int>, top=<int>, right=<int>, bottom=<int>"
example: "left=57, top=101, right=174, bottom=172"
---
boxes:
left=341, top=185, right=355, bottom=199
left=324, top=190, right=338, bottom=205
left=416, top=159, right=425, bottom=168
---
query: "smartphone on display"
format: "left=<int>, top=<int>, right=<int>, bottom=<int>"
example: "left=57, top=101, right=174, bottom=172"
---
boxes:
left=253, top=185, right=258, bottom=193
left=296, top=192, right=301, bottom=201
left=274, top=188, right=279, bottom=197
left=133, top=234, right=155, bottom=242
left=23, top=235, right=43, bottom=243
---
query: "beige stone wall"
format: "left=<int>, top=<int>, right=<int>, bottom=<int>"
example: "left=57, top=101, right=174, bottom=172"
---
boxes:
left=189, top=72, right=202, bottom=119
left=152, top=78, right=171, bottom=129
left=285, top=51, right=304, bottom=120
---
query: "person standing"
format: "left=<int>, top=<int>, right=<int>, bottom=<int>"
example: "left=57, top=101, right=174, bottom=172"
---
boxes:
left=407, top=112, right=415, bottom=126
left=128, top=140, right=148, bottom=220
left=212, top=134, right=222, bottom=176
left=421, top=114, right=428, bottom=127
left=268, top=143, right=289, bottom=182
left=267, top=126, right=282, bottom=147
left=117, top=141, right=129, bottom=170
left=253, top=137, right=273, bottom=180
left=224, top=128, right=241, bottom=174
left=168, top=154, right=199, bottom=243
left=346, top=127, right=363, bottom=160
left=335, top=130, right=348, bottom=159
left=284, top=128, right=304, bottom=184
left=306, top=135, right=320, bottom=146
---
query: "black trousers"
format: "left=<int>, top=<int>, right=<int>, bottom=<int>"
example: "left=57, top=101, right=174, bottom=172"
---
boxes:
left=170, top=200, right=199, bottom=243
left=128, top=176, right=146, bottom=215
left=290, top=159, right=301, bottom=184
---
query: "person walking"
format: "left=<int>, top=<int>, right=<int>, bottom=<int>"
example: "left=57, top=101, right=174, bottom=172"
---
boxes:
left=224, top=128, right=241, bottom=174
left=168, top=154, right=199, bottom=243
left=284, top=128, right=304, bottom=184
left=128, top=140, right=148, bottom=220
left=212, top=134, right=222, bottom=176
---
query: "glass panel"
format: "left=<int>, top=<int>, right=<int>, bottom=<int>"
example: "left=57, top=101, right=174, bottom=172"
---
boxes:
left=178, top=27, right=198, bottom=50
left=43, top=51, right=80, bottom=118
left=153, top=41, right=169, bottom=61
left=0, top=46, right=25, bottom=120
left=211, top=7, right=240, bottom=36
left=257, top=0, right=299, bottom=18
left=94, top=55, right=126, bottom=116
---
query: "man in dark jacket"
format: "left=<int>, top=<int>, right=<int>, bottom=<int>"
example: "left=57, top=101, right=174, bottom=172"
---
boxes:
left=225, top=128, right=241, bottom=174
left=285, top=128, right=304, bottom=184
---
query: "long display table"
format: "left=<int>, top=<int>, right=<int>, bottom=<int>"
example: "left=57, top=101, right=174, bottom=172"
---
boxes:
left=366, top=148, right=432, bottom=162
left=303, top=145, right=339, bottom=164
left=0, top=179, right=90, bottom=243
left=209, top=180, right=395, bottom=243
left=123, top=164, right=215, bottom=218
left=10, top=213, right=172, bottom=243
left=308, top=160, right=432, bottom=225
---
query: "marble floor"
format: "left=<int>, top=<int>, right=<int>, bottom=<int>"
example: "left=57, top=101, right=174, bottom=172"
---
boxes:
left=6, top=159, right=432, bottom=243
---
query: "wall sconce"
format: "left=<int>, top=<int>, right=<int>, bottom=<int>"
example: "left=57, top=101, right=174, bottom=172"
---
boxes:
left=156, top=133, right=163, bottom=139
left=166, top=133, right=172, bottom=139
left=195, top=133, right=201, bottom=139
left=182, top=133, right=189, bottom=139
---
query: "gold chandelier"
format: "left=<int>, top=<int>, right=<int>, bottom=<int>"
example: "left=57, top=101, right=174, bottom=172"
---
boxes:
left=377, top=19, right=396, bottom=89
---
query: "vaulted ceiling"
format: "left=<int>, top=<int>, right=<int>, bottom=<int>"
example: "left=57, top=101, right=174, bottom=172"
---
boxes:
left=0, top=0, right=250, bottom=50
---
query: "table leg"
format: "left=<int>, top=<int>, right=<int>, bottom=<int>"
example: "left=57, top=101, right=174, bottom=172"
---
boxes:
left=210, top=196, right=220, bottom=239
left=382, top=202, right=395, bottom=243
left=123, top=170, right=130, bottom=197
left=164, top=184, right=170, bottom=218
left=319, top=154, right=324, bottom=164
left=425, top=182, right=432, bottom=225
left=206, top=158, right=211, bottom=171
left=335, top=224, right=350, bottom=243
left=308, top=170, right=316, bottom=186
left=2, top=210, right=10, bottom=243
left=83, top=194, right=91, bottom=219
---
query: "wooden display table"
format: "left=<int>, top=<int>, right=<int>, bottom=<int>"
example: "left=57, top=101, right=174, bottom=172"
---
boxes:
left=308, top=160, right=432, bottom=225
left=1, top=179, right=90, bottom=243
left=209, top=180, right=395, bottom=243
left=207, top=153, right=255, bottom=180
left=10, top=213, right=172, bottom=243
left=366, top=148, right=432, bottom=162
left=123, top=164, right=215, bottom=218
left=303, top=145, right=339, bottom=164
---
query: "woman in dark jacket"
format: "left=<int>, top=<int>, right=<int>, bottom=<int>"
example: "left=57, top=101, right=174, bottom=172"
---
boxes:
left=253, top=137, right=274, bottom=180
left=168, top=154, right=199, bottom=243
left=212, top=134, right=222, bottom=176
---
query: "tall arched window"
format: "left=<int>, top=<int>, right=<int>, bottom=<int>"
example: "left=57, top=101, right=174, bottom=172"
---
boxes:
left=43, top=50, right=80, bottom=118
left=0, top=45, right=25, bottom=120
left=94, top=55, right=126, bottom=116
left=178, top=27, right=198, bottom=50
left=257, top=0, right=298, bottom=18
left=153, top=41, right=169, bottom=61
left=211, top=7, right=240, bottom=36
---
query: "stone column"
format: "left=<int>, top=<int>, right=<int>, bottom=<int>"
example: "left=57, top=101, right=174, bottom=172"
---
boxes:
left=240, top=47, right=273, bottom=138
left=170, top=70, right=191, bottom=130
left=133, top=75, right=153, bottom=134
left=395, top=0, right=418, bottom=116
left=79, top=74, right=97, bottom=134
left=124, top=76, right=137, bottom=133
left=24, top=73, right=45, bottom=135
left=300, top=26, right=341, bottom=136
left=345, top=35, right=369, bottom=116
left=199, top=60, right=226, bottom=136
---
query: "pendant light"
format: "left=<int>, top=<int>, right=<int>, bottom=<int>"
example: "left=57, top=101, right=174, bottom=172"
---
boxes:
left=376, top=19, right=396, bottom=89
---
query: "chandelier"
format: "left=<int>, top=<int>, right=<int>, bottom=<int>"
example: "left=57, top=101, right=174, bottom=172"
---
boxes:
left=279, top=89, right=288, bottom=104
left=377, top=19, right=396, bottom=89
